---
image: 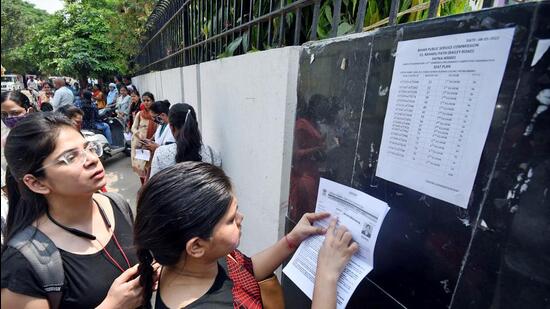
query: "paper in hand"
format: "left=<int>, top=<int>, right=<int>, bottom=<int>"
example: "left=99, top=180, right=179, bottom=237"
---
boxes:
left=283, top=178, right=390, bottom=309
left=135, top=149, right=151, bottom=161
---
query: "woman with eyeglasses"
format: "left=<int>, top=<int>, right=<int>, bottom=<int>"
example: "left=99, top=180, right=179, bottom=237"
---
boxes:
left=1, top=112, right=146, bottom=308
left=130, top=92, right=157, bottom=184
left=140, top=100, right=175, bottom=158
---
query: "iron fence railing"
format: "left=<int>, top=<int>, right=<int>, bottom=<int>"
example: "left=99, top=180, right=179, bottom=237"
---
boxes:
left=134, top=0, right=450, bottom=75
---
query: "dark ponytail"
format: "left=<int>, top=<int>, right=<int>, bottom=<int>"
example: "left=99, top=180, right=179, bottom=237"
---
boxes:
left=134, top=162, right=233, bottom=306
left=137, top=248, right=154, bottom=309
left=2, top=112, right=74, bottom=247
left=169, top=103, right=202, bottom=163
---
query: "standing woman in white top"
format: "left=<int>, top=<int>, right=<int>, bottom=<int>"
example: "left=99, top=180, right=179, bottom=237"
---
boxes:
left=150, top=103, right=221, bottom=177
left=140, top=100, right=175, bottom=158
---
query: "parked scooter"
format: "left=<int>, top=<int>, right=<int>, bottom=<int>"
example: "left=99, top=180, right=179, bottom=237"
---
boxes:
left=82, top=115, right=130, bottom=161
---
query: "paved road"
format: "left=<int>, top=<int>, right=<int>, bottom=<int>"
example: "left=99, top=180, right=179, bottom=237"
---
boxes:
left=102, top=154, right=141, bottom=214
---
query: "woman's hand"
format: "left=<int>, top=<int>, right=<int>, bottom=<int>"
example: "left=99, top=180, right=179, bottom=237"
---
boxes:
left=152, top=262, right=161, bottom=291
left=311, top=220, right=357, bottom=309
left=316, top=219, right=358, bottom=280
left=287, top=212, right=330, bottom=246
left=142, top=140, right=159, bottom=152
left=251, top=212, right=329, bottom=280
left=96, top=265, right=143, bottom=309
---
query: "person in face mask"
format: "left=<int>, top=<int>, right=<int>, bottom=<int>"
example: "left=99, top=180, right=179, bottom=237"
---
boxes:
left=141, top=100, right=174, bottom=154
left=1, top=91, right=34, bottom=129
left=1, top=91, right=35, bottom=183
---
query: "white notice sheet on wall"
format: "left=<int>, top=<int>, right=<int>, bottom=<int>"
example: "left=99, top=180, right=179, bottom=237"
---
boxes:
left=283, top=178, right=390, bottom=309
left=376, top=28, right=515, bottom=208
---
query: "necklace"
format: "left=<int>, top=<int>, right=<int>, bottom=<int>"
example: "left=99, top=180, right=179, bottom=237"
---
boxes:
left=46, top=199, right=131, bottom=273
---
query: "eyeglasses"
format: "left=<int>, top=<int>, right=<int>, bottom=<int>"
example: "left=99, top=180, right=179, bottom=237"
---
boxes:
left=35, top=142, right=103, bottom=173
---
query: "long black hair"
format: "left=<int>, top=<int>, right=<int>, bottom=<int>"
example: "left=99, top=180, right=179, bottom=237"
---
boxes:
left=169, top=103, right=202, bottom=162
left=1, top=90, right=32, bottom=109
left=2, top=112, right=75, bottom=247
left=134, top=162, right=233, bottom=309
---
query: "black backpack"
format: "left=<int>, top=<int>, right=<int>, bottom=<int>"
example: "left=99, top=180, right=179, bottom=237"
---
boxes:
left=5, top=192, right=134, bottom=309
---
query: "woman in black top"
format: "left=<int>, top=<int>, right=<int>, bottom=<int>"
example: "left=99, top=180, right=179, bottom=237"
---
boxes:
left=1, top=113, right=144, bottom=308
left=134, top=162, right=358, bottom=309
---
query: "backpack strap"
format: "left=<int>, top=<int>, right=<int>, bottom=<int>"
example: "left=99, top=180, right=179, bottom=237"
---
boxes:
left=101, top=192, right=134, bottom=226
left=7, top=226, right=64, bottom=309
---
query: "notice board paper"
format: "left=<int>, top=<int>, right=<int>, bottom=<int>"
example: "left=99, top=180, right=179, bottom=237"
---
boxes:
left=283, top=178, right=390, bottom=309
left=376, top=28, right=515, bottom=208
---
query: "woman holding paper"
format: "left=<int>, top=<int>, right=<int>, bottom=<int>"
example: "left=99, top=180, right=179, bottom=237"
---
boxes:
left=139, top=100, right=175, bottom=154
left=133, top=161, right=358, bottom=308
left=130, top=92, right=157, bottom=184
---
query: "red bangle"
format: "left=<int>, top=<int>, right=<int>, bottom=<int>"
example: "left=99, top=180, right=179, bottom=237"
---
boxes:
left=285, top=235, right=298, bottom=249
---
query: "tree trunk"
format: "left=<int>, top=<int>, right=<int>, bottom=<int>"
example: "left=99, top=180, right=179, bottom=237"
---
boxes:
left=79, top=75, right=88, bottom=91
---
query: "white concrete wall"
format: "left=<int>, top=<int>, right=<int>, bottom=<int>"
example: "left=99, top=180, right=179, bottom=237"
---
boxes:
left=160, top=68, right=183, bottom=104
left=132, top=47, right=301, bottom=256
left=181, top=65, right=201, bottom=126
left=132, top=75, right=142, bottom=92
left=199, top=47, right=300, bottom=255
left=134, top=72, right=163, bottom=102
left=153, top=72, right=163, bottom=99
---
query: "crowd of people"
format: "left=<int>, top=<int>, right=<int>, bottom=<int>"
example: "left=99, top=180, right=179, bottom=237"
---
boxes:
left=0, top=75, right=360, bottom=309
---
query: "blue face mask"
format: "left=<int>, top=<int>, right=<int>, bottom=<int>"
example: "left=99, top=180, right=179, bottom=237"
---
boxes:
left=2, top=114, right=28, bottom=128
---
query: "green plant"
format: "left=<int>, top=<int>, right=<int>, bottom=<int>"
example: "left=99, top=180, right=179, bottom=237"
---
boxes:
left=145, top=0, right=477, bottom=65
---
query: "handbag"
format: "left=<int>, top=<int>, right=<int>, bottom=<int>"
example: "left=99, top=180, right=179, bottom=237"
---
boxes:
left=258, top=274, right=285, bottom=309
left=227, top=254, right=285, bottom=308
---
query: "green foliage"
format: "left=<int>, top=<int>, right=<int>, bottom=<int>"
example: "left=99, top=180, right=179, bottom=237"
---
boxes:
left=440, top=0, right=472, bottom=16
left=209, top=0, right=474, bottom=59
left=366, top=0, right=382, bottom=26
left=107, top=0, right=156, bottom=74
left=18, top=1, right=117, bottom=82
left=1, top=0, right=49, bottom=73
left=2, top=0, right=154, bottom=80
left=206, top=0, right=474, bottom=60
left=138, top=0, right=483, bottom=65
left=219, top=36, right=243, bottom=58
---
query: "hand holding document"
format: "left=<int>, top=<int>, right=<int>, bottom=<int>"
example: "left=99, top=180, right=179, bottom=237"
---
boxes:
left=283, top=178, right=390, bottom=309
left=135, top=148, right=151, bottom=161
